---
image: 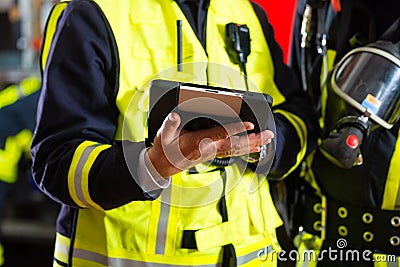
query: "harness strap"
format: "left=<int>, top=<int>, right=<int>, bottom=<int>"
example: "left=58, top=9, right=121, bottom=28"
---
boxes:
left=302, top=192, right=400, bottom=256
left=219, top=171, right=237, bottom=267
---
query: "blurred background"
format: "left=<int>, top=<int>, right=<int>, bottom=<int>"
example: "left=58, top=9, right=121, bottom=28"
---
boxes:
left=0, top=0, right=297, bottom=266
left=0, top=1, right=62, bottom=266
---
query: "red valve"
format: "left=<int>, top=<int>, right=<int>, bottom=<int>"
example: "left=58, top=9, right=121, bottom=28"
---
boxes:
left=331, top=0, right=342, bottom=12
left=346, top=134, right=360, bottom=149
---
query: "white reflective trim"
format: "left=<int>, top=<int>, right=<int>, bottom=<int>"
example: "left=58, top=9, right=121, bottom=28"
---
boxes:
left=74, top=248, right=108, bottom=266
left=387, top=258, right=398, bottom=267
left=237, top=246, right=272, bottom=265
left=301, top=251, right=311, bottom=267
left=54, top=239, right=70, bottom=263
left=155, top=188, right=172, bottom=254
left=55, top=241, right=69, bottom=256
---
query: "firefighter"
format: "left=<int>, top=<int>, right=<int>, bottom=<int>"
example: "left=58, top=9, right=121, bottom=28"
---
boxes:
left=0, top=75, right=41, bottom=267
left=289, top=0, right=400, bottom=265
left=31, top=0, right=318, bottom=266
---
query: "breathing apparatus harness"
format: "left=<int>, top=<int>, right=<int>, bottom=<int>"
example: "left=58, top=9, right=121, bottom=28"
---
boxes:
left=292, top=0, right=400, bottom=253
left=298, top=0, right=400, bottom=169
left=321, top=21, right=400, bottom=168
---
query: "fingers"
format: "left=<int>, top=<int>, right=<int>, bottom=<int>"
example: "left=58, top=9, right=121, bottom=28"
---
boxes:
left=195, top=121, right=255, bottom=142
left=216, top=135, right=252, bottom=157
left=213, top=129, right=274, bottom=158
left=259, top=130, right=275, bottom=146
left=152, top=114, right=275, bottom=177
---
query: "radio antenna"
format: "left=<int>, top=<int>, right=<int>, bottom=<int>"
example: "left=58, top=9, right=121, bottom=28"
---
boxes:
left=177, top=20, right=182, bottom=72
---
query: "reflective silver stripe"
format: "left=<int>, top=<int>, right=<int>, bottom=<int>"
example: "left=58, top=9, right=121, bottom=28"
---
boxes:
left=16, top=84, right=24, bottom=98
left=237, top=245, right=273, bottom=266
left=74, top=248, right=220, bottom=267
left=74, top=248, right=108, bottom=265
left=54, top=239, right=70, bottom=262
left=387, top=258, right=398, bottom=267
left=257, top=177, right=267, bottom=233
left=155, top=187, right=172, bottom=254
left=301, top=250, right=311, bottom=267
left=74, top=145, right=99, bottom=207
left=72, top=245, right=270, bottom=266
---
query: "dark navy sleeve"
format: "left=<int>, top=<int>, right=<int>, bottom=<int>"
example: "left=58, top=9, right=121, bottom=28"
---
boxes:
left=31, top=0, right=150, bottom=210
left=251, top=2, right=320, bottom=179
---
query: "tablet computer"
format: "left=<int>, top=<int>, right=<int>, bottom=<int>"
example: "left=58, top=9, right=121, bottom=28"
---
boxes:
left=147, top=79, right=273, bottom=144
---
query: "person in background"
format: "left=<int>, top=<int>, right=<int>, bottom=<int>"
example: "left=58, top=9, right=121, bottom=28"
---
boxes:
left=0, top=75, right=41, bottom=266
left=289, top=0, right=400, bottom=265
left=31, top=0, right=318, bottom=266
left=0, top=0, right=57, bottom=265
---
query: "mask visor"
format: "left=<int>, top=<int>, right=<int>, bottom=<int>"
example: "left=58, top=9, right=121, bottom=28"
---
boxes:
left=331, top=47, right=400, bottom=129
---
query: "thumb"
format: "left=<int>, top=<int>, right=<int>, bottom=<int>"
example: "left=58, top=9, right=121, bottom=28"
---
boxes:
left=158, top=112, right=181, bottom=143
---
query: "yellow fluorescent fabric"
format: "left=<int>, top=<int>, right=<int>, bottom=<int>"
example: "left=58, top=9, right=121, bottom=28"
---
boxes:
left=18, top=76, right=41, bottom=96
left=372, top=254, right=400, bottom=267
left=382, top=128, right=400, bottom=210
left=272, top=110, right=307, bottom=178
left=0, top=76, right=40, bottom=184
left=81, top=144, right=111, bottom=209
left=41, top=2, right=69, bottom=71
left=0, top=76, right=41, bottom=109
left=319, top=49, right=337, bottom=129
left=0, top=129, right=32, bottom=184
left=54, top=232, right=280, bottom=267
left=0, top=85, right=19, bottom=109
left=195, top=221, right=243, bottom=251
left=0, top=242, right=3, bottom=266
left=54, top=232, right=70, bottom=264
left=67, top=141, right=110, bottom=209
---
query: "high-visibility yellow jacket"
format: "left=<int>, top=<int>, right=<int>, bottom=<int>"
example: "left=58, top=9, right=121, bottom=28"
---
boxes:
left=32, top=0, right=318, bottom=266
left=0, top=76, right=41, bottom=184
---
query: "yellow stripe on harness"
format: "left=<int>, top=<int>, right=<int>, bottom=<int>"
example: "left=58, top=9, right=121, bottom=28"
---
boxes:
left=382, top=128, right=400, bottom=210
